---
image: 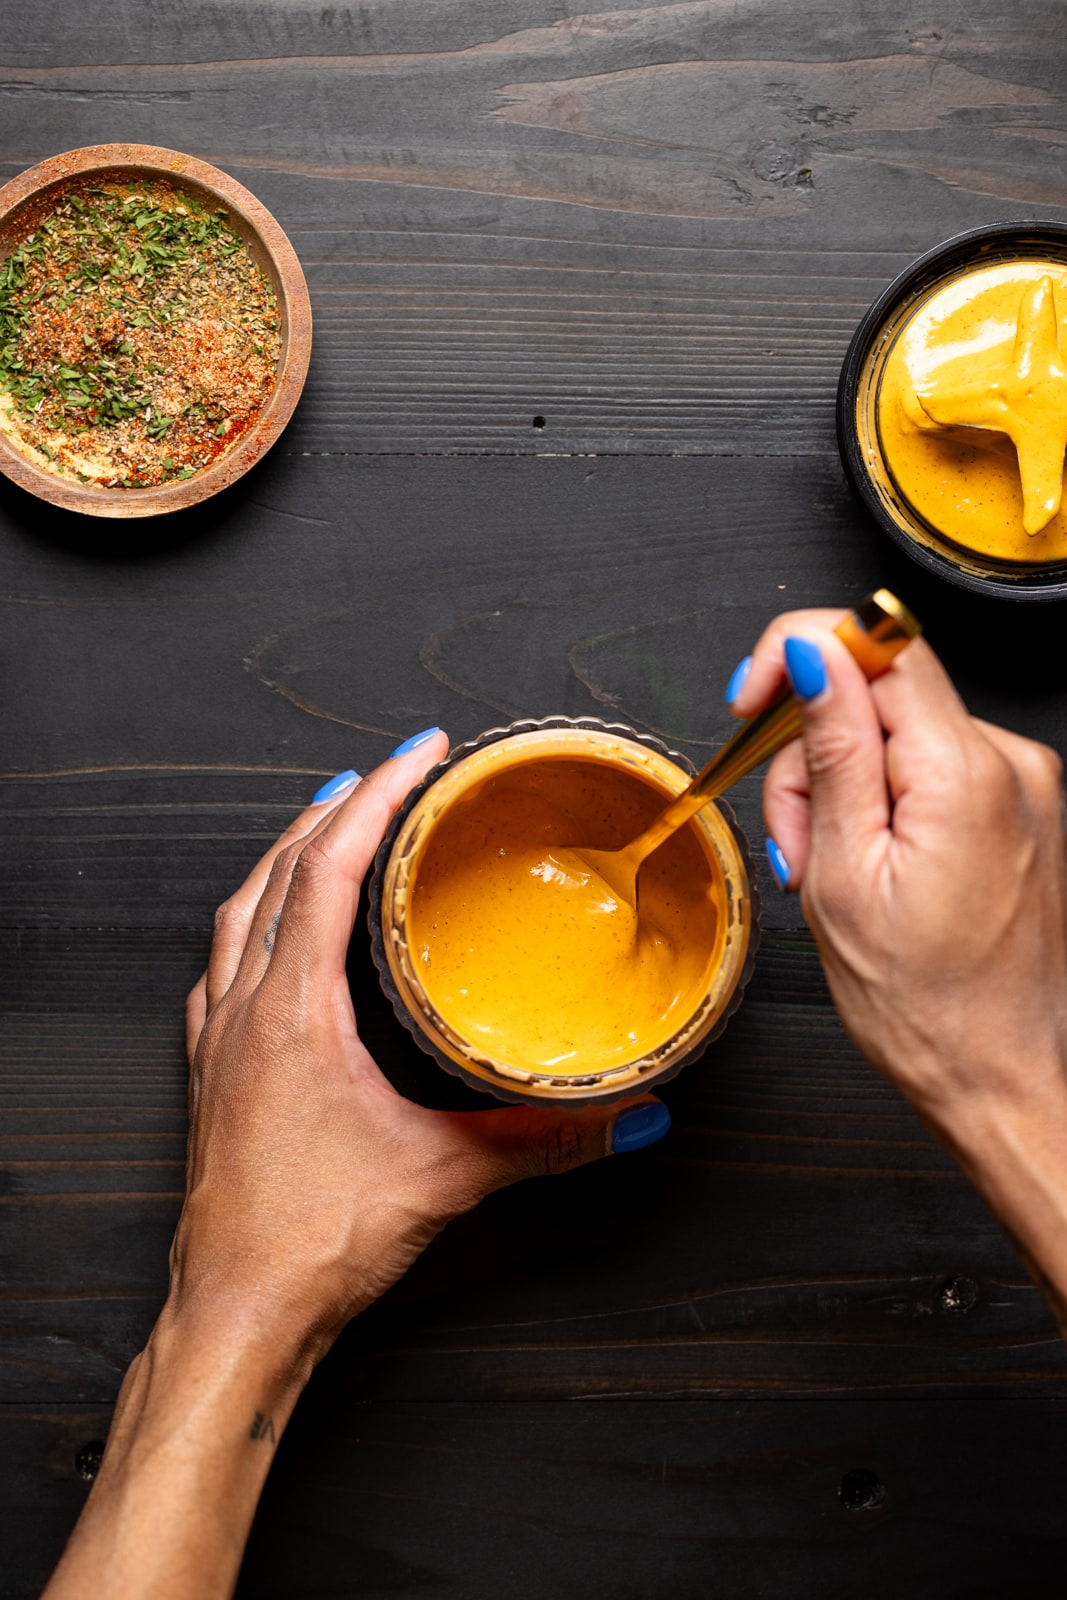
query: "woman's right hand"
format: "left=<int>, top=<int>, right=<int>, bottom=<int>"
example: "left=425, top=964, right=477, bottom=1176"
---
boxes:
left=729, top=612, right=1067, bottom=1328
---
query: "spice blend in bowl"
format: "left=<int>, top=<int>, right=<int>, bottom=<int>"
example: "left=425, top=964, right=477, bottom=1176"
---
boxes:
left=0, top=178, right=280, bottom=488
left=0, top=145, right=311, bottom=517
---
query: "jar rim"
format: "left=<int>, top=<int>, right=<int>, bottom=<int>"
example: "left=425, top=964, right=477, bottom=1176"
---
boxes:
left=837, top=221, right=1067, bottom=600
left=367, top=717, right=759, bottom=1106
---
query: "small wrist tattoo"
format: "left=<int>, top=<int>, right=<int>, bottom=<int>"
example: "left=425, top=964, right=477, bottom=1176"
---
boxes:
left=263, top=913, right=281, bottom=956
left=250, top=1410, right=276, bottom=1445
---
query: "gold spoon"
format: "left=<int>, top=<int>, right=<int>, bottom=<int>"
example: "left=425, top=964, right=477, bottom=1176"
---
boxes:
left=567, top=590, right=921, bottom=908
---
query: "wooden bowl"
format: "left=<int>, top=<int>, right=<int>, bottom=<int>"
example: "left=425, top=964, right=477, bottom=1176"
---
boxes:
left=0, top=143, right=312, bottom=518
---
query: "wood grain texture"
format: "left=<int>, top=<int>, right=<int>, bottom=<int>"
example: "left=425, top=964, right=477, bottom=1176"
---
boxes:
left=4, top=1402, right=1067, bottom=1600
left=4, top=1, right=1067, bottom=453
left=4, top=4, right=1067, bottom=1594
left=3, top=455, right=1067, bottom=929
left=4, top=925, right=1065, bottom=1407
left=3, top=453, right=1067, bottom=1416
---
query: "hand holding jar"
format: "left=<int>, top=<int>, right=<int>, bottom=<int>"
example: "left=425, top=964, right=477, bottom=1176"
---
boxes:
left=42, top=729, right=668, bottom=1600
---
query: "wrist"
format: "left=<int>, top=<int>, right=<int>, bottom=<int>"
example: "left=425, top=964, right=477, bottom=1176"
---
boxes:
left=43, top=1288, right=317, bottom=1598
left=877, top=1020, right=1067, bottom=1174
left=93, top=1291, right=318, bottom=1508
left=162, top=1222, right=347, bottom=1385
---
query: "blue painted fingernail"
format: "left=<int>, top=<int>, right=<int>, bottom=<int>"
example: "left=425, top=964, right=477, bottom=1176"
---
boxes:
left=389, top=727, right=441, bottom=759
left=311, top=769, right=359, bottom=804
left=765, top=836, right=791, bottom=890
left=612, top=1101, right=671, bottom=1154
left=783, top=636, right=827, bottom=701
left=724, top=655, right=752, bottom=705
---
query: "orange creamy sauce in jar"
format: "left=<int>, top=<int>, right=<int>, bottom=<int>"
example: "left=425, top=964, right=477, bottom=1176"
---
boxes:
left=877, top=260, right=1067, bottom=563
left=405, top=757, right=724, bottom=1074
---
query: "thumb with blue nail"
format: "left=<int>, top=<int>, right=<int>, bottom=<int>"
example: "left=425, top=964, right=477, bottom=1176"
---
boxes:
left=777, top=627, right=891, bottom=892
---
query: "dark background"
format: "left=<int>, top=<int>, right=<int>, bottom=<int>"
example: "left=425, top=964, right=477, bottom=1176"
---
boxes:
left=2, top=4, right=1067, bottom=1595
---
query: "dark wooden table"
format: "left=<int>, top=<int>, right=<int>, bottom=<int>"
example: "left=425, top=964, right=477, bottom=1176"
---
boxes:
left=4, top=4, right=1067, bottom=1594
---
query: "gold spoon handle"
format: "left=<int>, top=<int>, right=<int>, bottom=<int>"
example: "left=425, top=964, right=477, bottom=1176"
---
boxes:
left=629, top=589, right=922, bottom=861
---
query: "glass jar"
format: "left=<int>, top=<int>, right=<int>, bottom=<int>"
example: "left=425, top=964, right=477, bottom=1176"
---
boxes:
left=368, top=717, right=759, bottom=1106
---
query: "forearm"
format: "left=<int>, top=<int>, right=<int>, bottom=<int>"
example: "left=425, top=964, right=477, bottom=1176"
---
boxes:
left=43, top=1300, right=313, bottom=1600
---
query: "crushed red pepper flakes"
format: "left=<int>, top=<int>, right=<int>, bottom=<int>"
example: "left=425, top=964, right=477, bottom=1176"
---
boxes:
left=0, top=176, right=281, bottom=488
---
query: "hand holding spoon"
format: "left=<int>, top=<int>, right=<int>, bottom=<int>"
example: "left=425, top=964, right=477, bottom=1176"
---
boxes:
left=566, top=590, right=921, bottom=908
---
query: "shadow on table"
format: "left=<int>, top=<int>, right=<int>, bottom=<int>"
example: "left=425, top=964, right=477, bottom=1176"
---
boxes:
left=879, top=538, right=1067, bottom=704
left=0, top=455, right=276, bottom=564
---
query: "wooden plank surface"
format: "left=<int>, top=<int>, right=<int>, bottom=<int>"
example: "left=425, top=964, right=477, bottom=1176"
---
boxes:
left=5, top=1401, right=1067, bottom=1600
left=3, top=455, right=1067, bottom=930
left=5, top=1, right=1067, bottom=454
left=5, top=922, right=1064, bottom=1408
left=4, top=1, right=1067, bottom=1593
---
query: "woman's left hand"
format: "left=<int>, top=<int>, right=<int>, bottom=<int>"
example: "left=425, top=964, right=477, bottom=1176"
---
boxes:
left=176, top=732, right=654, bottom=1367
left=43, top=734, right=666, bottom=1600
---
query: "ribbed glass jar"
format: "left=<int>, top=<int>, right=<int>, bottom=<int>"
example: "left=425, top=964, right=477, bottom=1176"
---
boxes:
left=368, top=717, right=759, bottom=1107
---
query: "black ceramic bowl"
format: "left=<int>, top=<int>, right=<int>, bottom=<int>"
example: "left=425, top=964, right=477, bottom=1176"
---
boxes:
left=837, top=221, right=1067, bottom=601
left=367, top=716, right=761, bottom=1107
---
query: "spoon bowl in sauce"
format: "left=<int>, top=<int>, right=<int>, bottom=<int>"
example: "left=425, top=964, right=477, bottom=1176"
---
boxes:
left=369, top=719, right=758, bottom=1106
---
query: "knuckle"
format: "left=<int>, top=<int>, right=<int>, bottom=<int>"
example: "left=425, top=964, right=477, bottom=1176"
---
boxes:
left=996, top=769, right=1034, bottom=826
left=212, top=895, right=241, bottom=941
left=803, top=722, right=862, bottom=782
left=288, top=834, right=334, bottom=892
left=542, top=1119, right=585, bottom=1176
left=272, top=838, right=306, bottom=885
left=963, top=737, right=1062, bottom=828
left=1028, top=740, right=1063, bottom=796
left=966, top=740, right=1013, bottom=800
